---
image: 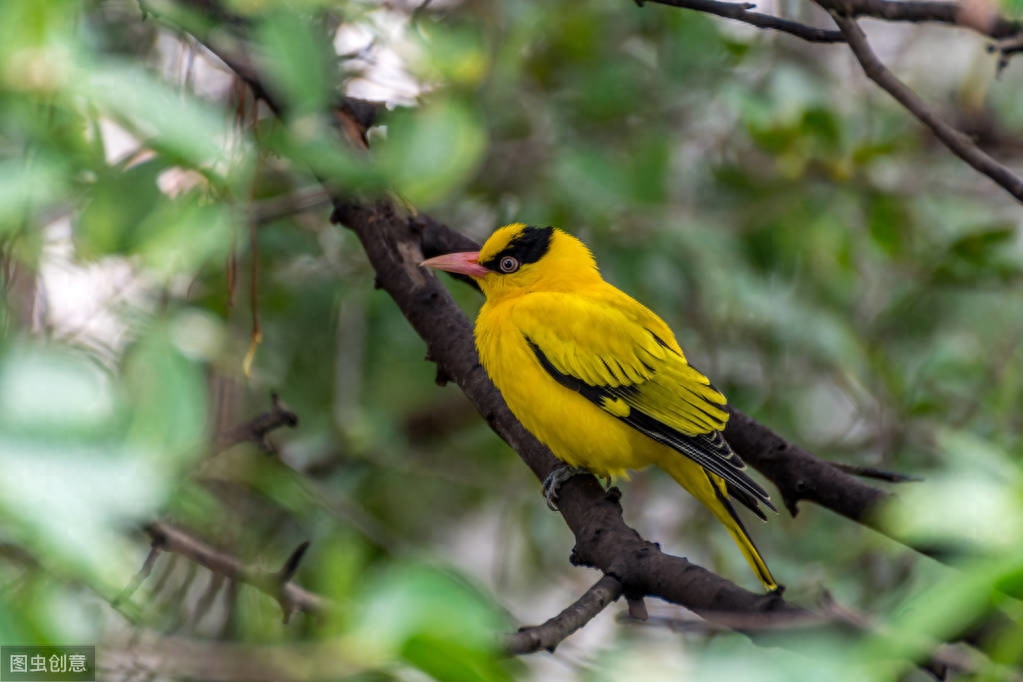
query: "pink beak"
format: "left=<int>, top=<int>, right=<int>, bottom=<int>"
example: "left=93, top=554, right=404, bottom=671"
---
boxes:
left=420, top=251, right=490, bottom=278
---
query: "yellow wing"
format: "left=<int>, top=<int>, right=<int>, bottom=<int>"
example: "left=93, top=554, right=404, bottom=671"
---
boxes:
left=513, top=290, right=774, bottom=513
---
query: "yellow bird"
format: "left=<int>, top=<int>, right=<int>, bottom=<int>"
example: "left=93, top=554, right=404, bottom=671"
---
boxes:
left=422, top=223, right=778, bottom=591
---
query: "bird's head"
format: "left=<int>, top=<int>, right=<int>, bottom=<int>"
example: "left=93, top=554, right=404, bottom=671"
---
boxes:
left=421, top=223, right=600, bottom=302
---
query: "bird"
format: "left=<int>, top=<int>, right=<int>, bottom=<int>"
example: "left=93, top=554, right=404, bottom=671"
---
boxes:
left=421, top=223, right=778, bottom=591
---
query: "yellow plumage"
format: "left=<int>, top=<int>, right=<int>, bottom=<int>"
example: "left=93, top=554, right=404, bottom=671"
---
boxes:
left=423, top=223, right=778, bottom=591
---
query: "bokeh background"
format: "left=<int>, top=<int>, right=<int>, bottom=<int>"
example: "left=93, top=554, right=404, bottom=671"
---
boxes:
left=2, top=0, right=1023, bottom=679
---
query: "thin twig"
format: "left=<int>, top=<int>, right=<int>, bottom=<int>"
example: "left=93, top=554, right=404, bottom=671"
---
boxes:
left=112, top=537, right=165, bottom=607
left=828, top=11, right=1023, bottom=204
left=215, top=392, right=299, bottom=453
left=504, top=575, right=625, bottom=654
left=243, top=173, right=263, bottom=378
left=144, top=522, right=331, bottom=621
left=250, top=187, right=333, bottom=225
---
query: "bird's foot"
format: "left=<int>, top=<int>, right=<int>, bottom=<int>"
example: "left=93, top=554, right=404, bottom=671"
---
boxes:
left=543, top=465, right=591, bottom=511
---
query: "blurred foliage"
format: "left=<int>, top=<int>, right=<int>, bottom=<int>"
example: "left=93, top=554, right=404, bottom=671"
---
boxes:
left=1, top=0, right=1023, bottom=680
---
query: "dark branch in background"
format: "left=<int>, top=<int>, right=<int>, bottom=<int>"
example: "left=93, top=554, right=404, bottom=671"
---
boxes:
left=640, top=0, right=1023, bottom=207
left=250, top=187, right=332, bottom=225
left=643, top=0, right=844, bottom=42
left=844, top=0, right=1020, bottom=38
left=215, top=391, right=298, bottom=453
left=505, top=575, right=625, bottom=654
left=644, top=0, right=1022, bottom=44
left=113, top=538, right=164, bottom=607
left=824, top=9, right=1023, bottom=203
left=143, top=522, right=329, bottom=623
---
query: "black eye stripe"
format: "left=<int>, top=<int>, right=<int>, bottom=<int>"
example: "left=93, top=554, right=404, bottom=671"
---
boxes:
left=482, top=226, right=554, bottom=273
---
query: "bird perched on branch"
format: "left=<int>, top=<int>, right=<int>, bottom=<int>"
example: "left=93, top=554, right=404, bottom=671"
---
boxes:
left=422, top=224, right=778, bottom=591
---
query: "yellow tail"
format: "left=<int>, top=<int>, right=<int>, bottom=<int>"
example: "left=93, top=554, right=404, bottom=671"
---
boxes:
left=659, top=455, right=778, bottom=591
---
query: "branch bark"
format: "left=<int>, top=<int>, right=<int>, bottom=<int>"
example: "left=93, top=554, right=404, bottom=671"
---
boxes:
left=215, top=392, right=299, bottom=453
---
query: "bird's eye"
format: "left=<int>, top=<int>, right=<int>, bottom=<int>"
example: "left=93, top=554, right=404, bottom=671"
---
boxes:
left=499, top=256, right=519, bottom=273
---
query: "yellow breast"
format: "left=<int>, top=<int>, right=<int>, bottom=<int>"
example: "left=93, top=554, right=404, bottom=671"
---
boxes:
left=474, top=296, right=658, bottom=479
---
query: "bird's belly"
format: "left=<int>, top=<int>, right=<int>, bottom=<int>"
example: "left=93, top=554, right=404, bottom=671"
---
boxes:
left=477, top=327, right=652, bottom=479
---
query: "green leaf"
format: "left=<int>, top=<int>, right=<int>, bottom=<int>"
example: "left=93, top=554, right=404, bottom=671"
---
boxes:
left=948, top=225, right=1015, bottom=265
left=801, top=107, right=841, bottom=151
left=0, top=332, right=205, bottom=595
left=0, top=157, right=68, bottom=234
left=402, top=633, right=511, bottom=682
left=414, top=22, right=488, bottom=88
left=77, top=161, right=166, bottom=258
left=867, top=192, right=911, bottom=257
left=353, top=564, right=508, bottom=660
left=73, top=62, right=238, bottom=172
left=931, top=224, right=1021, bottom=285
left=134, top=194, right=235, bottom=277
left=377, top=98, right=486, bottom=206
left=1000, top=0, right=1023, bottom=16
left=257, top=9, right=334, bottom=115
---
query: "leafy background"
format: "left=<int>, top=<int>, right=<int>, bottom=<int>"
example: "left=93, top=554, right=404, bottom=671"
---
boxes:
left=1, top=0, right=1023, bottom=679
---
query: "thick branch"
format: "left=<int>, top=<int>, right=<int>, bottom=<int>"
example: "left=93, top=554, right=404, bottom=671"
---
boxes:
left=722, top=408, right=891, bottom=520
left=504, top=575, right=625, bottom=654
left=825, top=11, right=1023, bottom=204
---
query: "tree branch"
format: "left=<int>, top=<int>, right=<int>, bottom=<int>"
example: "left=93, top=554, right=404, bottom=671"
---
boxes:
left=504, top=575, right=625, bottom=654
left=641, top=0, right=1023, bottom=45
left=215, top=392, right=298, bottom=453
left=643, top=0, right=844, bottom=42
left=844, top=0, right=1021, bottom=39
left=640, top=0, right=1023, bottom=207
left=824, top=10, right=1023, bottom=204
left=143, top=522, right=330, bottom=623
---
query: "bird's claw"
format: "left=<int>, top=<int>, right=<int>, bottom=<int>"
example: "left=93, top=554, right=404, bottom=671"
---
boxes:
left=542, top=465, right=590, bottom=511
